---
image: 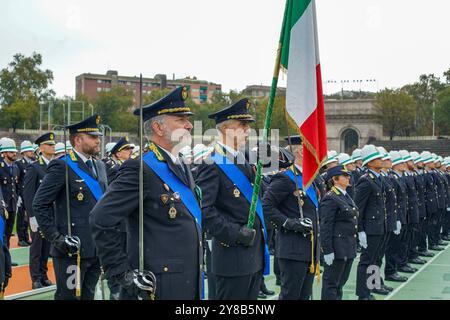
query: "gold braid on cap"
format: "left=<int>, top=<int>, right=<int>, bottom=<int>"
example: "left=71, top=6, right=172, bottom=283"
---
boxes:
left=157, top=107, right=191, bottom=115
left=227, top=114, right=253, bottom=120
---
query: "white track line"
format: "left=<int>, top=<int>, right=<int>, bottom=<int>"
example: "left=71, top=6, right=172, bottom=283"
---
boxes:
left=385, top=242, right=450, bottom=300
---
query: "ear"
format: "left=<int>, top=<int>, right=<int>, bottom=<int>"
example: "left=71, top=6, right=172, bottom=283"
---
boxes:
left=152, top=120, right=165, bottom=137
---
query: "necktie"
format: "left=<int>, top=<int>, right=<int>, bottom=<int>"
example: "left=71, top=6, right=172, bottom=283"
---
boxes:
left=86, top=159, right=97, bottom=178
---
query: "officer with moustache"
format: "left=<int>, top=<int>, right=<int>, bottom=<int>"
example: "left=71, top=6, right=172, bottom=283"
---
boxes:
left=91, top=87, right=202, bottom=300
left=33, top=115, right=108, bottom=300
left=23, top=132, right=56, bottom=289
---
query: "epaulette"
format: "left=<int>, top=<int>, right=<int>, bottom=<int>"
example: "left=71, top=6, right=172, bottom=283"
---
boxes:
left=331, top=186, right=341, bottom=196
left=69, top=150, right=77, bottom=161
left=148, top=142, right=164, bottom=161
left=368, top=172, right=375, bottom=180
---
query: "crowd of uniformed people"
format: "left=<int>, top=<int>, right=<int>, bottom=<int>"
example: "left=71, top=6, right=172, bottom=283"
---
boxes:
left=1, top=86, right=449, bottom=300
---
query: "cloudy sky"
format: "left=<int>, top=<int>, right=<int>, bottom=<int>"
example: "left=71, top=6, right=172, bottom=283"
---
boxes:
left=1, top=0, right=449, bottom=97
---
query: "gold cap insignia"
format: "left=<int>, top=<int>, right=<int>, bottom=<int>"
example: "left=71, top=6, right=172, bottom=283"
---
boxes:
left=96, top=116, right=100, bottom=125
left=246, top=100, right=251, bottom=109
left=182, top=87, right=189, bottom=100
left=50, top=133, right=54, bottom=140
left=125, top=136, right=129, bottom=142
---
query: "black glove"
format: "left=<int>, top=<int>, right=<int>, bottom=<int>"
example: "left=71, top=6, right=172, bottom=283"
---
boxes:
left=283, top=218, right=313, bottom=234
left=257, top=142, right=272, bottom=168
left=50, top=233, right=80, bottom=256
left=236, top=226, right=256, bottom=246
left=113, top=270, right=155, bottom=300
left=51, top=233, right=69, bottom=255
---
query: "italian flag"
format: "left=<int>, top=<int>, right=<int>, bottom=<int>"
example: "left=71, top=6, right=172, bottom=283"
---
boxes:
left=280, top=0, right=327, bottom=188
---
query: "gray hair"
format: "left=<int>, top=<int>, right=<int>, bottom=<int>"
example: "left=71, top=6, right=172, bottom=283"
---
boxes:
left=144, top=115, right=167, bottom=137
left=215, top=120, right=232, bottom=134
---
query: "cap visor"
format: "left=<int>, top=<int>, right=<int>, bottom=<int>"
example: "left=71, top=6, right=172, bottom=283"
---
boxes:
left=86, top=131, right=103, bottom=136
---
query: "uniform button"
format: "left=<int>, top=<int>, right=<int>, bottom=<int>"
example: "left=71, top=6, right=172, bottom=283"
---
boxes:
left=354, top=235, right=357, bottom=238
left=354, top=216, right=357, bottom=219
left=355, top=226, right=358, bottom=229
left=163, top=267, right=168, bottom=272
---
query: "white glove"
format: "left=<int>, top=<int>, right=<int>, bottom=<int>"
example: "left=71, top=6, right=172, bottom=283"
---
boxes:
left=394, top=221, right=401, bottom=235
left=324, top=252, right=335, bottom=266
left=17, top=196, right=23, bottom=208
left=29, top=216, right=39, bottom=233
left=358, top=231, right=368, bottom=249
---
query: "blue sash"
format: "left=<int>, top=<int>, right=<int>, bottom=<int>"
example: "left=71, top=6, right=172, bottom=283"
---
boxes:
left=65, top=155, right=104, bottom=201
left=211, top=153, right=270, bottom=276
left=285, top=169, right=318, bottom=208
left=0, top=215, right=4, bottom=246
left=143, top=151, right=202, bottom=228
left=143, top=150, right=204, bottom=299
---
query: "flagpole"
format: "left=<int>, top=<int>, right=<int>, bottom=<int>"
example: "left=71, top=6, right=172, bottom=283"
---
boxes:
left=247, top=0, right=289, bottom=229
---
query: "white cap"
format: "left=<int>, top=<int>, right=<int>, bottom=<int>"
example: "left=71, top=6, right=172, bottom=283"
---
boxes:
left=20, top=140, right=34, bottom=153
left=436, top=156, right=444, bottom=164
left=377, top=146, right=391, bottom=160
left=0, top=138, right=18, bottom=153
left=444, top=157, right=450, bottom=167
left=33, top=143, right=39, bottom=152
left=361, top=144, right=383, bottom=166
left=105, top=142, right=116, bottom=154
left=324, top=150, right=339, bottom=165
left=337, top=153, right=354, bottom=166
left=351, top=148, right=362, bottom=161
left=409, top=151, right=422, bottom=164
left=55, top=142, right=65, bottom=154
left=420, top=151, right=434, bottom=164
left=179, top=145, right=193, bottom=159
left=390, top=151, right=405, bottom=166
left=399, top=150, right=412, bottom=162
left=65, top=140, right=73, bottom=151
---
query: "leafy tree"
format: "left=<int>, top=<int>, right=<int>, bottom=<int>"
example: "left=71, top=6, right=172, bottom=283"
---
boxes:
left=0, top=52, right=54, bottom=130
left=2, top=94, right=39, bottom=132
left=402, top=74, right=445, bottom=135
left=436, top=87, right=450, bottom=135
left=94, top=86, right=137, bottom=133
left=444, top=68, right=450, bottom=84
left=374, top=89, right=417, bottom=140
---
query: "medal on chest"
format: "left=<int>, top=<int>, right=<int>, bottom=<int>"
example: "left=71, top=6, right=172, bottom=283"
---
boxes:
left=233, top=187, right=240, bottom=198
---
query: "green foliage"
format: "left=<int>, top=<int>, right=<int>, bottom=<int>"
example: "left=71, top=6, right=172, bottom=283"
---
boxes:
left=401, top=74, right=446, bottom=135
left=94, top=86, right=137, bottom=133
left=374, top=89, right=417, bottom=140
left=0, top=52, right=54, bottom=130
left=436, top=87, right=450, bottom=135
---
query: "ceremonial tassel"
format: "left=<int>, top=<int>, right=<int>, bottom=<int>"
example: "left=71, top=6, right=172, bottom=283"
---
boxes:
left=75, top=250, right=81, bottom=298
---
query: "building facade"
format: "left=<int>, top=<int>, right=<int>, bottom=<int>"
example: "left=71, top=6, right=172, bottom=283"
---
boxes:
left=76, top=70, right=222, bottom=106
